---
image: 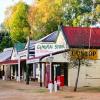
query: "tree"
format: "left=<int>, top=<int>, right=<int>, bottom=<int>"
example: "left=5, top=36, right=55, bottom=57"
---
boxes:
left=95, top=4, right=100, bottom=15
left=4, top=1, right=30, bottom=43
left=28, top=0, right=100, bottom=40
left=0, top=33, right=13, bottom=52
left=28, top=0, right=99, bottom=40
left=28, top=0, right=66, bottom=40
left=73, top=0, right=100, bottom=27
left=69, top=48, right=87, bottom=91
left=0, top=37, right=11, bottom=51
left=63, top=0, right=93, bottom=26
left=0, top=24, right=13, bottom=51
left=68, top=48, right=98, bottom=91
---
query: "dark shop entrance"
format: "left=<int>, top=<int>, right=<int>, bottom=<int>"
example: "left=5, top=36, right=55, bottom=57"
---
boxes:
left=52, top=62, right=68, bottom=86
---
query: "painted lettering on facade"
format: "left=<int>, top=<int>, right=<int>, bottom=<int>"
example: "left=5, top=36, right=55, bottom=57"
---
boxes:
left=37, top=44, right=64, bottom=50
left=71, top=49, right=97, bottom=60
left=35, top=43, right=66, bottom=57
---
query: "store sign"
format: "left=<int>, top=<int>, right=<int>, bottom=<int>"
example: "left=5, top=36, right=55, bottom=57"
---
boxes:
left=35, top=43, right=66, bottom=57
left=70, top=49, right=97, bottom=60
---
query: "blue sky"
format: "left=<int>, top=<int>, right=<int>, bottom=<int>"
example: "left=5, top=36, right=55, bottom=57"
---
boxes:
left=0, top=0, right=34, bottom=24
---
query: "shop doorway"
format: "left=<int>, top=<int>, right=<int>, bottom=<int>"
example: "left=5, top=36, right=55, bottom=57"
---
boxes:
left=53, top=63, right=68, bottom=86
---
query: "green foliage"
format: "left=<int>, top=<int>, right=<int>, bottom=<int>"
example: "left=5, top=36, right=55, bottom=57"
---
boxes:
left=4, top=1, right=30, bottom=43
left=63, top=0, right=100, bottom=27
left=28, top=0, right=97, bottom=34
left=0, top=36, right=13, bottom=52
left=0, top=24, right=13, bottom=51
left=63, top=0, right=93, bottom=26
left=28, top=0, right=65, bottom=40
left=4, top=0, right=100, bottom=41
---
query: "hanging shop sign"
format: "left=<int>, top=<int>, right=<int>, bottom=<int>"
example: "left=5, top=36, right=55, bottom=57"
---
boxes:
left=35, top=43, right=66, bottom=57
left=70, top=49, right=97, bottom=60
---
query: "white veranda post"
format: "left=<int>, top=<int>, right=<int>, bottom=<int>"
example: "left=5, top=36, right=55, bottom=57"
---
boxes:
left=49, top=54, right=53, bottom=82
left=47, top=54, right=54, bottom=93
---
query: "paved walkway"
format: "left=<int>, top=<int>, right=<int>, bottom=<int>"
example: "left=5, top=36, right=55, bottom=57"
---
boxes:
left=0, top=80, right=100, bottom=100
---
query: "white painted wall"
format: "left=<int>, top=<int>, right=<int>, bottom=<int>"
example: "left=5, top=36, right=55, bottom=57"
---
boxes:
left=11, top=49, right=18, bottom=60
left=68, top=65, right=87, bottom=87
left=56, top=30, right=68, bottom=49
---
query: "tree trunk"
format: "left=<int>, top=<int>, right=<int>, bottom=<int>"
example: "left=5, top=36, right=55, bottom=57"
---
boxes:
left=74, top=59, right=81, bottom=92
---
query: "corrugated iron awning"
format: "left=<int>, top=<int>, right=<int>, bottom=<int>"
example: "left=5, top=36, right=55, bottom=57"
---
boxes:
left=0, top=59, right=26, bottom=65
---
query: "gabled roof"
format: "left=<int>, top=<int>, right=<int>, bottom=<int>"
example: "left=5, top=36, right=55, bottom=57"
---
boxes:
left=39, top=31, right=58, bottom=42
left=25, top=31, right=59, bottom=49
left=62, top=26, right=100, bottom=48
left=25, top=40, right=36, bottom=50
left=0, top=49, right=12, bottom=62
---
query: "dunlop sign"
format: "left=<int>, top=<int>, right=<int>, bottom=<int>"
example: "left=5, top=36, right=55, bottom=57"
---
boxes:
left=71, top=49, right=97, bottom=60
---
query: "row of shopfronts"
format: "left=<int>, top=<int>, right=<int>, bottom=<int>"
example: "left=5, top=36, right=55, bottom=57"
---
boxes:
left=0, top=26, right=100, bottom=88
